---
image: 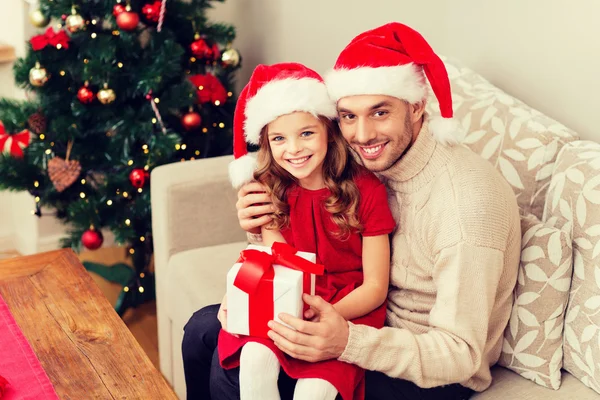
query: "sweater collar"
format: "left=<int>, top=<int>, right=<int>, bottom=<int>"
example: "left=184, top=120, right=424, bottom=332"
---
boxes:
left=376, top=118, right=450, bottom=192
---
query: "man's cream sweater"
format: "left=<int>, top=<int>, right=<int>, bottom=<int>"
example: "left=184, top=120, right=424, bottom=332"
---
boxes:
left=339, top=121, right=521, bottom=392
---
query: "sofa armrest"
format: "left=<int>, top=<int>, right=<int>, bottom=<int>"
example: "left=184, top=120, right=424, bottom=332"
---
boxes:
left=151, top=154, right=247, bottom=284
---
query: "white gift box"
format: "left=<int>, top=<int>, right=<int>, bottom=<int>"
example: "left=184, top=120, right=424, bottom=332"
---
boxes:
left=226, top=244, right=317, bottom=337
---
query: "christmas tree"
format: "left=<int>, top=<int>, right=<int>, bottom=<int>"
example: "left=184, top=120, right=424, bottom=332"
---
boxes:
left=0, top=0, right=241, bottom=314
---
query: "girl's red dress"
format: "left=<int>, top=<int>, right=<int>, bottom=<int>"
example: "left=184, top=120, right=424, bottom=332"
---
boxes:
left=218, top=169, right=396, bottom=400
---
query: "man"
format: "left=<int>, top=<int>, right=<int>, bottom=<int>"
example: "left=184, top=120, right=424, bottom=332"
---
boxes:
left=182, top=22, right=521, bottom=400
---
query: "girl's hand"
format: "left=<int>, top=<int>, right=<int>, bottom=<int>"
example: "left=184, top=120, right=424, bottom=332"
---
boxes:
left=304, top=307, right=321, bottom=322
left=218, top=294, right=239, bottom=337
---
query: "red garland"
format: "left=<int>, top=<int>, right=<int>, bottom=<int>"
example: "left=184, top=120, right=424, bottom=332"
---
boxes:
left=188, top=73, right=228, bottom=105
left=30, top=27, right=70, bottom=51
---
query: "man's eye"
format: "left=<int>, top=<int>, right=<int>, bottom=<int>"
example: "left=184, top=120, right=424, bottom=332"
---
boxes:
left=300, top=131, right=314, bottom=137
left=341, top=114, right=356, bottom=121
left=373, top=110, right=388, bottom=117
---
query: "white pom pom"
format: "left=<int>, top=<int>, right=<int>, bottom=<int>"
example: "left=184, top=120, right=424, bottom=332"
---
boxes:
left=428, top=116, right=463, bottom=146
left=229, top=154, right=258, bottom=188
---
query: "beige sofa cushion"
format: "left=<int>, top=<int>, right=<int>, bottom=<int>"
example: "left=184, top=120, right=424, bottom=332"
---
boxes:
left=427, top=57, right=578, bottom=219
left=472, top=367, right=599, bottom=399
left=498, top=213, right=572, bottom=389
left=543, top=141, right=600, bottom=394
left=165, top=241, right=249, bottom=329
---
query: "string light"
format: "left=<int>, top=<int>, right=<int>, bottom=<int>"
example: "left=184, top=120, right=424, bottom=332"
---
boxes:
left=214, top=100, right=221, bottom=106
left=129, top=248, right=135, bottom=254
left=195, top=150, right=200, bottom=156
left=124, top=286, right=130, bottom=292
left=34, top=181, right=39, bottom=187
left=125, top=219, right=131, bottom=226
left=81, top=179, right=86, bottom=184
left=117, top=62, right=123, bottom=68
left=80, top=192, right=86, bottom=199
left=139, top=286, right=145, bottom=293
left=227, top=92, right=233, bottom=97
left=127, top=160, right=134, bottom=166
left=190, top=57, right=196, bottom=63
left=198, top=85, right=204, bottom=90
left=153, top=98, right=160, bottom=104
left=175, top=144, right=181, bottom=150
left=152, top=118, right=157, bottom=124
left=91, top=19, right=97, bottom=25
left=45, top=149, right=52, bottom=154
left=123, top=191, right=129, bottom=198
left=91, top=33, right=97, bottom=39
left=181, top=144, right=187, bottom=150
left=212, top=123, right=216, bottom=127
left=202, top=128, right=208, bottom=133
left=39, top=134, right=45, bottom=140
left=107, top=200, right=113, bottom=206
left=142, top=144, right=148, bottom=150
left=35, top=196, right=40, bottom=202
left=143, top=165, right=149, bottom=171
left=138, top=188, right=143, bottom=193
left=140, top=272, right=145, bottom=278
left=59, top=71, right=66, bottom=76
left=140, top=236, right=145, bottom=242
left=84, top=59, right=89, bottom=64
left=219, top=122, right=225, bottom=128
left=112, top=30, right=120, bottom=36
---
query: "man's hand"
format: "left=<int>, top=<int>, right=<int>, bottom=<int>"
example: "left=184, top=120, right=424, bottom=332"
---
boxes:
left=267, top=294, right=349, bottom=362
left=236, top=181, right=274, bottom=234
left=217, top=294, right=239, bottom=337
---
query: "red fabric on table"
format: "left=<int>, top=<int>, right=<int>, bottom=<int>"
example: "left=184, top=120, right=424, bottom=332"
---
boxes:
left=0, top=293, right=59, bottom=400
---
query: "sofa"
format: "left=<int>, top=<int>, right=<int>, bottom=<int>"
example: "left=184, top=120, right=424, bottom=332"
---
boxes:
left=151, top=57, right=600, bottom=399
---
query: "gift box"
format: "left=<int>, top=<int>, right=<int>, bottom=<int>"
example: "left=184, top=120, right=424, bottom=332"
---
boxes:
left=226, top=242, right=324, bottom=338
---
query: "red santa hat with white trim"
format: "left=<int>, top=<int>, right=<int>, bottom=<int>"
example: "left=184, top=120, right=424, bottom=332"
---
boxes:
left=325, top=22, right=461, bottom=145
left=229, top=62, right=337, bottom=188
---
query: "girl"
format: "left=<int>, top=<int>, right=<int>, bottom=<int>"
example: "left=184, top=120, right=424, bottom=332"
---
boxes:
left=219, top=63, right=396, bottom=400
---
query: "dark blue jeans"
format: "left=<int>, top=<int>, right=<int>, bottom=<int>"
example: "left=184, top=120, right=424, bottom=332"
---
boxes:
left=182, top=304, right=474, bottom=400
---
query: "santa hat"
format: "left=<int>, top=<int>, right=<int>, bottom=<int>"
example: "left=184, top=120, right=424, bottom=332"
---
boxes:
left=325, top=22, right=461, bottom=145
left=229, top=62, right=337, bottom=188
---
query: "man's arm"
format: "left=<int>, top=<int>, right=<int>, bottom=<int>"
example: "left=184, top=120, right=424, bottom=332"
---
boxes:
left=339, top=242, right=505, bottom=387
left=236, top=181, right=274, bottom=234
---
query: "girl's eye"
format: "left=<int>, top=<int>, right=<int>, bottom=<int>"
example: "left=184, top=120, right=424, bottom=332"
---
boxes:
left=300, top=131, right=314, bottom=137
left=271, top=136, right=284, bottom=142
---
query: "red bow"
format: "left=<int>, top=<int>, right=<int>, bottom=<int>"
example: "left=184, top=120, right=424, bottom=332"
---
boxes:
left=234, top=242, right=324, bottom=337
left=31, top=27, right=70, bottom=51
left=0, top=121, right=31, bottom=158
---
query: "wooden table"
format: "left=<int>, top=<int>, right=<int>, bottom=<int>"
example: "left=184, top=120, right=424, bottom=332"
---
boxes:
left=0, top=249, right=178, bottom=399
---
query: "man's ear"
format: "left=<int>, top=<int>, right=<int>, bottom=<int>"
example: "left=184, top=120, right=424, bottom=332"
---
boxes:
left=410, top=99, right=426, bottom=123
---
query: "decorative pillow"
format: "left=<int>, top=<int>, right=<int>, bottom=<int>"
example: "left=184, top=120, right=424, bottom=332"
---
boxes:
left=543, top=141, right=600, bottom=394
left=498, top=213, right=573, bottom=389
left=426, top=56, right=579, bottom=219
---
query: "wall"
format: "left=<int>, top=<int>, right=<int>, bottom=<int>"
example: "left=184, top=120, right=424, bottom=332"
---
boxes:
left=210, top=0, right=600, bottom=141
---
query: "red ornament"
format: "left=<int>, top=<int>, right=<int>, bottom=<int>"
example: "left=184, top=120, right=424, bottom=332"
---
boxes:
left=116, top=11, right=139, bottom=31
left=129, top=168, right=147, bottom=188
left=182, top=112, right=202, bottom=131
left=189, top=74, right=227, bottom=105
left=77, top=85, right=95, bottom=104
left=113, top=4, right=126, bottom=17
left=82, top=229, right=103, bottom=250
left=142, top=1, right=161, bottom=22
left=0, top=122, right=31, bottom=158
left=30, top=27, right=70, bottom=51
left=190, top=39, right=220, bottom=60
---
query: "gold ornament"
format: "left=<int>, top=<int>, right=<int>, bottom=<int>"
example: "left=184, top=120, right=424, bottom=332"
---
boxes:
left=221, top=48, right=240, bottom=68
left=97, top=83, right=116, bottom=105
left=66, top=7, right=85, bottom=33
left=29, top=62, right=49, bottom=87
left=29, top=8, right=50, bottom=28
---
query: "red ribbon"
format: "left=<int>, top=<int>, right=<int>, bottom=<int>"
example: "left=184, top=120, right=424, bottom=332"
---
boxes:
left=0, top=122, right=31, bottom=158
left=31, top=27, right=70, bottom=51
left=234, top=242, right=324, bottom=337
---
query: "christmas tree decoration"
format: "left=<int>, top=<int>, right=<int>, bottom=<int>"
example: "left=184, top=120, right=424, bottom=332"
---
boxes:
left=0, top=122, right=31, bottom=158
left=31, top=27, right=71, bottom=51
left=113, top=4, right=126, bottom=17
left=182, top=110, right=202, bottom=131
left=27, top=112, right=47, bottom=135
left=190, top=37, right=219, bottom=61
left=129, top=168, right=148, bottom=188
left=142, top=1, right=162, bottom=22
left=65, top=8, right=86, bottom=34
left=0, top=0, right=240, bottom=316
left=82, top=228, right=104, bottom=250
left=29, top=3, right=50, bottom=28
left=77, top=83, right=95, bottom=104
left=29, top=62, right=49, bottom=87
left=116, top=6, right=140, bottom=31
left=97, top=84, right=116, bottom=105
left=221, top=47, right=241, bottom=67
left=189, top=73, right=228, bottom=105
